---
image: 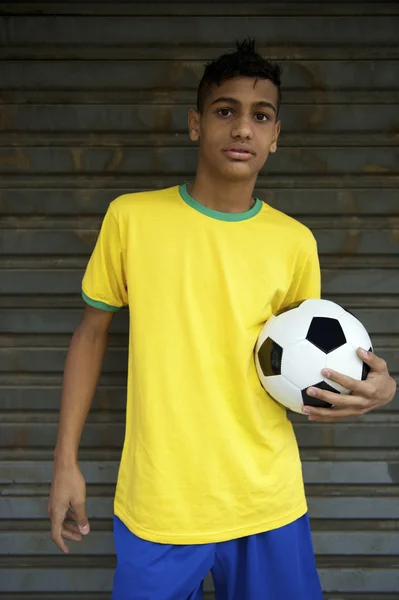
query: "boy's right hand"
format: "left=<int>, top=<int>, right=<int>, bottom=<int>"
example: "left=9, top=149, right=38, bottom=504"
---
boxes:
left=48, top=462, right=90, bottom=553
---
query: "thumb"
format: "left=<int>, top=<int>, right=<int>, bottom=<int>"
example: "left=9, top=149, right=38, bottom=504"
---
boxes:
left=71, top=501, right=90, bottom=535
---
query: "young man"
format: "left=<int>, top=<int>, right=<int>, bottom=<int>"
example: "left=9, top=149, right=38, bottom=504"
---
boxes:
left=49, top=39, right=396, bottom=600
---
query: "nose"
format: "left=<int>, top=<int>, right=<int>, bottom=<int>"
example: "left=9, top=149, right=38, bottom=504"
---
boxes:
left=231, top=115, right=254, bottom=140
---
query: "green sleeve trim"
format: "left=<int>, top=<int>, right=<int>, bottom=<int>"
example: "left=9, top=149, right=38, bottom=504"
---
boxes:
left=81, top=290, right=122, bottom=312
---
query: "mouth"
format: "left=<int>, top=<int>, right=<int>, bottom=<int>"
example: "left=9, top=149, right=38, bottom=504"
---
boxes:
left=223, top=149, right=254, bottom=161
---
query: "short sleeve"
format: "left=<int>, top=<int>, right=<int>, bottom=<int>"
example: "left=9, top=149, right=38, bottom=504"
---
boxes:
left=81, top=206, right=128, bottom=311
left=281, top=234, right=321, bottom=308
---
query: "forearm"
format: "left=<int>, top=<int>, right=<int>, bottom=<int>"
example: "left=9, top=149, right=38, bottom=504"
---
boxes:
left=54, top=323, right=108, bottom=465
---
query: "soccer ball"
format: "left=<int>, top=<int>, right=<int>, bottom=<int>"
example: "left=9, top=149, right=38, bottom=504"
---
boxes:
left=255, top=299, right=373, bottom=414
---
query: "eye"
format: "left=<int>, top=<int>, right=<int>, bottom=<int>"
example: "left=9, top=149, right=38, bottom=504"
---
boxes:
left=217, top=108, right=233, bottom=117
left=255, top=113, right=271, bottom=122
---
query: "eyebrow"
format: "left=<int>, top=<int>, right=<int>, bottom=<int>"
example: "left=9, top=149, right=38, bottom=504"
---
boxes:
left=210, top=96, right=277, bottom=114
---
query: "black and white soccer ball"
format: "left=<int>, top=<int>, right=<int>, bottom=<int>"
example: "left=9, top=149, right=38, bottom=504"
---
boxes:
left=255, top=299, right=373, bottom=414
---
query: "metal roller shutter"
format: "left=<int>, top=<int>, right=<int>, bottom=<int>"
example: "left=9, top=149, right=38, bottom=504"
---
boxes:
left=0, top=2, right=398, bottom=598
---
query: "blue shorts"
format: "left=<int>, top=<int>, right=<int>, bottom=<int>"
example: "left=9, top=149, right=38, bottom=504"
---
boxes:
left=112, top=513, right=323, bottom=600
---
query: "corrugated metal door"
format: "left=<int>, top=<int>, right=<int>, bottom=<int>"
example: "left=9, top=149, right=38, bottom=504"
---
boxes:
left=1, top=2, right=398, bottom=598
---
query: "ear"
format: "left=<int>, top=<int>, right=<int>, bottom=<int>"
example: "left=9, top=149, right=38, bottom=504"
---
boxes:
left=269, top=120, right=281, bottom=154
left=188, top=108, right=200, bottom=141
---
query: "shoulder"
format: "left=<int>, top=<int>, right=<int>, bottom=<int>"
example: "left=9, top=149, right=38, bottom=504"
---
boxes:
left=259, top=202, right=317, bottom=251
left=108, top=186, right=176, bottom=220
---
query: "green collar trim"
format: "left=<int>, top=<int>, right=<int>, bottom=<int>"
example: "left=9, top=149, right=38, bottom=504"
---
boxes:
left=179, top=183, right=262, bottom=222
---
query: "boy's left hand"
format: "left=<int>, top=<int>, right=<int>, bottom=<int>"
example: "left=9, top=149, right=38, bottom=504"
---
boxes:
left=302, top=348, right=397, bottom=422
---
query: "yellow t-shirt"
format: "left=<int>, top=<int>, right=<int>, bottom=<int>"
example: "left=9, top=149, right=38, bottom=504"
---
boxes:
left=82, top=184, right=321, bottom=544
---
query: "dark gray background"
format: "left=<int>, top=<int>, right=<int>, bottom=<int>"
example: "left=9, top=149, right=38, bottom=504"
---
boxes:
left=0, top=1, right=398, bottom=598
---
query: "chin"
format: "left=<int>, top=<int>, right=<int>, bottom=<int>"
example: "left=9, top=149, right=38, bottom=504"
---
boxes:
left=220, top=164, right=257, bottom=182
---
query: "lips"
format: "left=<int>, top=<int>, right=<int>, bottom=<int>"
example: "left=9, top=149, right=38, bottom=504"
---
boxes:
left=223, top=143, right=255, bottom=161
left=224, top=148, right=254, bottom=161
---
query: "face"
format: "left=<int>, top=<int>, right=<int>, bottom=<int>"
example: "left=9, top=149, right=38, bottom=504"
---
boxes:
left=188, top=76, right=281, bottom=182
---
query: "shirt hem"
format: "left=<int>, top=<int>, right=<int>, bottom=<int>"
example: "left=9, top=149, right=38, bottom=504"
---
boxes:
left=113, top=500, right=308, bottom=545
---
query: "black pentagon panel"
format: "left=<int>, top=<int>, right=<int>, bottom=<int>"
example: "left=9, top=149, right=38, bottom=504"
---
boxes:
left=306, top=317, right=346, bottom=354
left=258, top=338, right=283, bottom=377
left=302, top=380, right=339, bottom=408
left=275, top=300, right=305, bottom=317
left=361, top=347, right=373, bottom=380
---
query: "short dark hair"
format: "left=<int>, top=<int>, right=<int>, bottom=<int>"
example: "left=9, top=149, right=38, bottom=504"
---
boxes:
left=196, top=38, right=282, bottom=116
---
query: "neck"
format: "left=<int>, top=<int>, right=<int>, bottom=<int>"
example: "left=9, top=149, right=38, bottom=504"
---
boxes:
left=187, top=169, right=257, bottom=214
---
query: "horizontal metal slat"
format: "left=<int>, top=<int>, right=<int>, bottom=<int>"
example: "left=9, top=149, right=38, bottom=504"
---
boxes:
left=3, top=410, right=399, bottom=425
left=0, top=147, right=398, bottom=176
left=3, top=255, right=399, bottom=269
left=0, top=307, right=396, bottom=334
left=1, top=529, right=399, bottom=556
left=0, top=347, right=128, bottom=373
left=0, top=384, right=397, bottom=413
left=1, top=104, right=397, bottom=135
left=3, top=45, right=399, bottom=61
left=1, top=188, right=398, bottom=216
left=2, top=133, right=399, bottom=148
left=0, top=293, right=397, bottom=309
left=0, top=345, right=397, bottom=374
left=1, top=60, right=398, bottom=91
left=1, top=459, right=398, bottom=485
left=2, top=494, right=399, bottom=520
left=2, top=215, right=397, bottom=230
left=2, top=2, right=399, bottom=17
left=2, top=90, right=399, bottom=105
left=1, top=268, right=398, bottom=294
left=1, top=232, right=398, bottom=257
left=1, top=16, right=398, bottom=45
left=0, top=565, right=398, bottom=593
left=1, top=174, right=399, bottom=190
left=0, top=421, right=399, bottom=448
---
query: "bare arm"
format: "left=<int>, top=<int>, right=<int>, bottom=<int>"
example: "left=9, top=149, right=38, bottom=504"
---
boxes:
left=49, top=305, right=114, bottom=552
left=54, top=305, right=114, bottom=462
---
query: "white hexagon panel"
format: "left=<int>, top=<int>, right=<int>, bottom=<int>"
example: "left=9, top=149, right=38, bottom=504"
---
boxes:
left=296, top=298, right=346, bottom=321
left=267, top=307, right=313, bottom=347
left=261, top=374, right=304, bottom=414
left=281, top=339, right=327, bottom=390
left=339, top=311, right=373, bottom=352
left=325, top=343, right=366, bottom=393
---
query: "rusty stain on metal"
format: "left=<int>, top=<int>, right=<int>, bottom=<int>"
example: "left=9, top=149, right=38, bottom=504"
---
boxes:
left=295, top=62, right=327, bottom=130
left=338, top=230, right=361, bottom=268
left=0, top=104, right=18, bottom=131
left=11, top=427, right=30, bottom=449
left=153, top=106, right=173, bottom=135
left=105, top=148, right=124, bottom=171
left=0, top=334, right=15, bottom=347
left=164, top=60, right=199, bottom=91
left=0, top=152, right=30, bottom=170
left=289, top=147, right=329, bottom=172
left=337, top=190, right=358, bottom=214
left=0, top=190, right=6, bottom=213
left=389, top=216, right=399, bottom=244
left=308, top=104, right=326, bottom=130
left=80, top=188, right=95, bottom=204
left=321, top=425, right=335, bottom=449
left=152, top=147, right=166, bottom=173
left=363, top=164, right=391, bottom=173
left=75, top=230, right=99, bottom=246
left=71, top=147, right=84, bottom=172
